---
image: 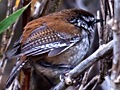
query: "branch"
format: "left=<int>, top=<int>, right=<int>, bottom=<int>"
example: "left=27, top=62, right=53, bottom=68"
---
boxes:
left=111, top=0, right=120, bottom=89
left=32, top=0, right=48, bottom=19
left=52, top=40, right=113, bottom=90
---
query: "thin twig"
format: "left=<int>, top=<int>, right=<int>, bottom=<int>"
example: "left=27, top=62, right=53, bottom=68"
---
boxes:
left=79, top=65, right=94, bottom=90
left=91, top=81, right=98, bottom=90
left=0, top=0, right=21, bottom=86
left=0, top=0, right=15, bottom=83
left=83, top=75, right=99, bottom=90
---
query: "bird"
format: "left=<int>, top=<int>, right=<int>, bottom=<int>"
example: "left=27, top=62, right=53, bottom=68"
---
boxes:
left=6, top=8, right=99, bottom=88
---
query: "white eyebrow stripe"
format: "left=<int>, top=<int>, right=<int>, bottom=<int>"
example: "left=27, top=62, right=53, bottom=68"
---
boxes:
left=81, top=15, right=90, bottom=22
left=81, top=15, right=95, bottom=22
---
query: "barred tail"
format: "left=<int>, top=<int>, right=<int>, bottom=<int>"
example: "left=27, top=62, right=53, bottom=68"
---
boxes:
left=6, top=56, right=27, bottom=88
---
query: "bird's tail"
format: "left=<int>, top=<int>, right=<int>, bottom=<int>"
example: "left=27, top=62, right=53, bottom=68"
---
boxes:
left=5, top=56, right=28, bottom=88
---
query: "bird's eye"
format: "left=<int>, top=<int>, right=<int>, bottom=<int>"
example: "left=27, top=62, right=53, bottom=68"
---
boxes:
left=89, top=17, right=95, bottom=21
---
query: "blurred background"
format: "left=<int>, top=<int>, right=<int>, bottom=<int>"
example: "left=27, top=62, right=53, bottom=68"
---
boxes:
left=0, top=0, right=104, bottom=90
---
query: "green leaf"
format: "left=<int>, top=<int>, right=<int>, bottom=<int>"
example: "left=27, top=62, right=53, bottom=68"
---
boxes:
left=0, top=2, right=31, bottom=34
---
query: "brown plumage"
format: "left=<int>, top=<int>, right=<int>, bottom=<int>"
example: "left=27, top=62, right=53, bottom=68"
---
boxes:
left=6, top=9, right=98, bottom=88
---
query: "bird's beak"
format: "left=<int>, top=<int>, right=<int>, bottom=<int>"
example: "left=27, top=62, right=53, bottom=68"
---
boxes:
left=94, top=19, right=104, bottom=24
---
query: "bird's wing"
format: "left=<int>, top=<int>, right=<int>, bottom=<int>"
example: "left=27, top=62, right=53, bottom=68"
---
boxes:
left=19, top=25, right=82, bottom=57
